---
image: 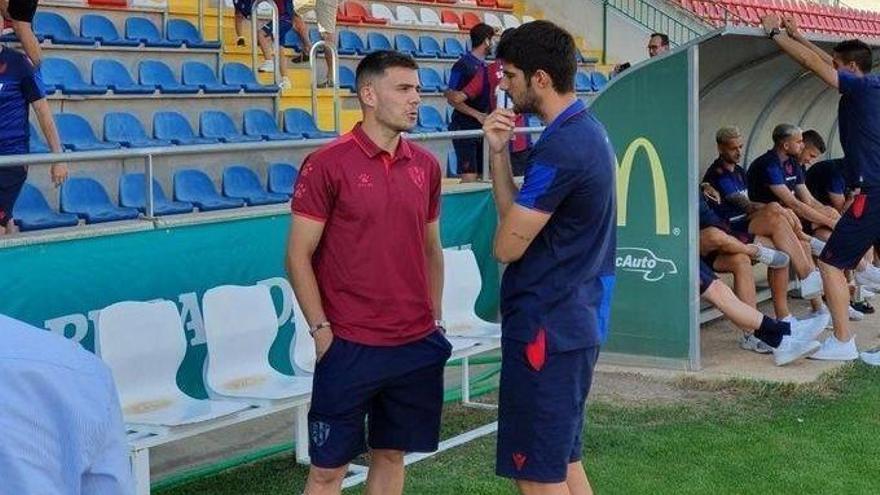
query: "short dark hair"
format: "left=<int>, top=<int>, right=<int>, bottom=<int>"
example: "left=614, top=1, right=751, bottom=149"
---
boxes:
left=833, top=39, right=873, bottom=73
left=802, top=130, right=827, bottom=154
left=470, top=23, right=495, bottom=48
left=496, top=20, right=576, bottom=94
left=355, top=50, right=419, bottom=91
left=650, top=33, right=670, bottom=46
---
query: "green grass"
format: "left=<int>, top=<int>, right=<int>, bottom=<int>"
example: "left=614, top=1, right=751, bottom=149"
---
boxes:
left=157, top=364, right=880, bottom=494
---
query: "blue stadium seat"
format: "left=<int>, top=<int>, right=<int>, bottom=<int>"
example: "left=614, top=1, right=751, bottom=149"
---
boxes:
left=80, top=14, right=139, bottom=47
left=104, top=112, right=172, bottom=148
left=338, top=66, right=356, bottom=91
left=446, top=147, right=458, bottom=178
left=222, top=63, right=279, bottom=93
left=527, top=114, right=543, bottom=127
left=119, top=173, right=194, bottom=216
left=590, top=71, right=608, bottom=92
left=243, top=109, right=303, bottom=141
left=42, top=58, right=108, bottom=95
left=174, top=169, right=244, bottom=211
left=29, top=124, right=49, bottom=153
left=442, top=38, right=465, bottom=59
left=222, top=166, right=289, bottom=206
left=418, top=105, right=446, bottom=132
left=575, top=72, right=590, bottom=93
left=393, top=34, right=419, bottom=57
left=308, top=27, right=321, bottom=44
left=34, top=12, right=95, bottom=45
left=125, top=17, right=182, bottom=47
left=54, top=113, right=121, bottom=151
left=282, top=108, right=338, bottom=139
left=13, top=184, right=80, bottom=231
left=153, top=112, right=218, bottom=146
left=418, top=36, right=443, bottom=58
left=337, top=30, right=366, bottom=55
left=366, top=32, right=392, bottom=53
left=418, top=68, right=445, bottom=92
left=138, top=60, right=200, bottom=94
left=92, top=59, right=155, bottom=95
left=166, top=19, right=221, bottom=49
left=200, top=111, right=263, bottom=143
left=182, top=62, right=239, bottom=94
left=267, top=162, right=298, bottom=196
left=60, top=177, right=140, bottom=224
left=283, top=29, right=304, bottom=51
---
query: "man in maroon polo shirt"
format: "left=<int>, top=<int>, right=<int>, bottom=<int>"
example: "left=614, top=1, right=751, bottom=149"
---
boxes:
left=285, top=50, right=449, bottom=495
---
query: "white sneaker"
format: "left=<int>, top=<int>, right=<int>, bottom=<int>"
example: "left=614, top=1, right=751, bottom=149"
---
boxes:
left=854, top=271, right=880, bottom=291
left=739, top=334, right=773, bottom=354
left=754, top=245, right=790, bottom=268
left=258, top=60, right=275, bottom=72
left=280, top=76, right=292, bottom=90
left=773, top=335, right=821, bottom=366
left=849, top=305, right=865, bottom=321
left=809, top=237, right=826, bottom=257
left=860, top=287, right=876, bottom=300
left=788, top=313, right=830, bottom=341
left=857, top=266, right=880, bottom=285
left=860, top=350, right=880, bottom=366
left=799, top=269, right=824, bottom=299
left=808, top=335, right=859, bottom=361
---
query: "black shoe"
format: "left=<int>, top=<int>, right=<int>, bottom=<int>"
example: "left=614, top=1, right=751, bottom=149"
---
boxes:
left=236, top=36, right=246, bottom=47
left=291, top=51, right=310, bottom=63
left=852, top=300, right=875, bottom=314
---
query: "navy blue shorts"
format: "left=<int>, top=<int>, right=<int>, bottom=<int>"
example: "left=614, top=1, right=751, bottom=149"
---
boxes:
left=496, top=331, right=600, bottom=483
left=0, top=166, right=27, bottom=227
left=820, top=193, right=880, bottom=270
left=307, top=330, right=452, bottom=468
left=261, top=18, right=293, bottom=39
left=699, top=259, right=717, bottom=295
left=728, top=217, right=755, bottom=243
left=233, top=0, right=253, bottom=17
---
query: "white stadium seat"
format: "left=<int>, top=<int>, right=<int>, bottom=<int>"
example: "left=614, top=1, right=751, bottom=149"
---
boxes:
left=484, top=12, right=504, bottom=31
left=395, top=5, right=422, bottom=25
left=292, top=294, right=317, bottom=374
left=522, top=14, right=536, bottom=23
left=420, top=7, right=443, bottom=26
left=503, top=14, right=522, bottom=29
left=442, top=248, right=501, bottom=339
left=371, top=3, right=402, bottom=25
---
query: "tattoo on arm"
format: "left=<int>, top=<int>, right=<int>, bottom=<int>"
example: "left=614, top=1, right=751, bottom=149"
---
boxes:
left=510, top=231, right=533, bottom=242
left=727, top=192, right=754, bottom=213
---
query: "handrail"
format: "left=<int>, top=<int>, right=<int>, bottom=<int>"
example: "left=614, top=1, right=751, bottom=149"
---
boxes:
left=251, top=0, right=280, bottom=86
left=198, top=0, right=204, bottom=36
left=604, top=0, right=704, bottom=46
left=308, top=40, right=341, bottom=134
left=217, top=0, right=224, bottom=50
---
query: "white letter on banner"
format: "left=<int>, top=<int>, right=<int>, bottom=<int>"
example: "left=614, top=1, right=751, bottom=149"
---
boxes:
left=179, top=292, right=207, bottom=345
left=44, top=314, right=89, bottom=343
left=257, top=277, right=294, bottom=326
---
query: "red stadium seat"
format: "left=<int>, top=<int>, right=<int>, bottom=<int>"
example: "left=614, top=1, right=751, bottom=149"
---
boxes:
left=441, top=10, right=463, bottom=29
left=496, top=0, right=514, bottom=9
left=336, top=4, right=360, bottom=24
left=343, top=1, right=387, bottom=25
left=88, top=0, right=127, bottom=6
left=461, top=12, right=482, bottom=31
left=476, top=0, right=496, bottom=7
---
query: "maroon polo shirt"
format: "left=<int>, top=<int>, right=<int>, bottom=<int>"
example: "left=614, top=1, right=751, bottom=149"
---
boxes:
left=291, top=122, right=442, bottom=346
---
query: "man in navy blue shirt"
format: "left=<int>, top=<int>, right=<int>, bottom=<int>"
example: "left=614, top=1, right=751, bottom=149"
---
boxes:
left=0, top=45, right=66, bottom=235
left=485, top=20, right=614, bottom=494
left=446, top=23, right=494, bottom=183
left=807, top=158, right=849, bottom=213
left=763, top=14, right=880, bottom=361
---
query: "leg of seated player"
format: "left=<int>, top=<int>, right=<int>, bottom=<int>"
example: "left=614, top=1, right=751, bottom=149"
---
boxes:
left=703, top=278, right=763, bottom=331
left=749, top=206, right=815, bottom=279
left=304, top=464, right=348, bottom=495
left=767, top=266, right=792, bottom=319
left=364, top=449, right=405, bottom=495
left=234, top=10, right=247, bottom=40
left=566, top=462, right=593, bottom=495
left=713, top=253, right=757, bottom=308
left=700, top=227, right=757, bottom=258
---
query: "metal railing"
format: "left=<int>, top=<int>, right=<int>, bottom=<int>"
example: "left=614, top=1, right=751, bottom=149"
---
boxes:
left=309, top=41, right=341, bottom=133
left=603, top=0, right=705, bottom=49
left=251, top=0, right=280, bottom=86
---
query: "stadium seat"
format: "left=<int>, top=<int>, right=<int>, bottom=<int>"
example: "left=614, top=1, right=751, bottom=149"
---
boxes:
left=418, top=105, right=447, bottom=132
left=337, top=30, right=366, bottom=55
left=418, top=67, right=445, bottom=92
left=42, top=58, right=108, bottom=95
left=418, top=35, right=444, bottom=58
left=527, top=114, right=543, bottom=127
left=283, top=108, right=338, bottom=139
left=421, top=8, right=452, bottom=28
left=174, top=169, right=244, bottom=211
left=446, top=147, right=458, bottom=177
left=442, top=37, right=465, bottom=59
left=442, top=248, right=501, bottom=338
left=166, top=19, right=221, bottom=49
left=200, top=111, right=263, bottom=143
left=336, top=2, right=361, bottom=24
left=13, top=184, right=79, bottom=231
left=89, top=0, right=127, bottom=7
left=308, top=27, right=321, bottom=44
left=80, top=14, right=139, bottom=47
left=395, top=5, right=422, bottom=25
left=202, top=285, right=313, bottom=401
left=95, top=300, right=249, bottom=428
left=267, top=162, right=298, bottom=196
left=92, top=59, right=155, bottom=95
left=484, top=12, right=504, bottom=31
left=394, top=34, right=422, bottom=57
left=291, top=292, right=316, bottom=373
left=60, top=177, right=139, bottom=223
left=343, top=1, right=387, bottom=24
left=590, top=71, right=608, bottom=92
left=522, top=14, right=535, bottom=23
left=440, top=10, right=463, bottom=30
left=34, top=12, right=95, bottom=45
left=139, top=60, right=200, bottom=94
left=476, top=0, right=496, bottom=7
left=575, top=71, right=591, bottom=92
left=497, top=0, right=514, bottom=8
left=29, top=123, right=50, bottom=153
left=153, top=112, right=218, bottom=145
left=461, top=12, right=482, bottom=31
left=119, top=173, right=194, bottom=215
left=182, top=61, right=240, bottom=94
left=125, top=17, right=182, bottom=47
left=372, top=3, right=406, bottom=25
left=104, top=112, right=172, bottom=148
left=222, top=63, right=279, bottom=93
left=282, top=29, right=304, bottom=50
left=54, top=113, right=120, bottom=151
left=243, top=109, right=303, bottom=141
left=366, top=32, right=392, bottom=53
left=502, top=13, right=521, bottom=29
left=222, top=166, right=289, bottom=206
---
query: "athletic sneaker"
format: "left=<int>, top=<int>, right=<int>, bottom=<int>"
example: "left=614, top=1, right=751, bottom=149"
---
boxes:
left=809, top=237, right=826, bottom=257
left=854, top=271, right=880, bottom=291
left=860, top=350, right=880, bottom=366
left=754, top=245, right=790, bottom=268
left=860, top=287, right=876, bottom=300
left=236, top=36, right=246, bottom=47
left=808, top=335, right=859, bottom=361
left=280, top=76, right=291, bottom=90
left=258, top=60, right=275, bottom=72
left=799, top=269, right=824, bottom=299
left=788, top=313, right=830, bottom=341
left=857, top=265, right=880, bottom=285
left=848, top=305, right=865, bottom=321
left=739, top=334, right=773, bottom=354
left=773, top=335, right=821, bottom=366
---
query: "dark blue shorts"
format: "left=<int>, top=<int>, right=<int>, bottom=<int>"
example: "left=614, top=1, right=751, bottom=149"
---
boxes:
left=699, top=259, right=717, bottom=295
left=449, top=119, right=484, bottom=176
left=261, top=18, right=293, bottom=39
left=233, top=0, right=253, bottom=17
left=496, top=331, right=600, bottom=483
left=307, top=329, right=452, bottom=468
left=821, top=193, right=880, bottom=270
left=0, top=166, right=27, bottom=227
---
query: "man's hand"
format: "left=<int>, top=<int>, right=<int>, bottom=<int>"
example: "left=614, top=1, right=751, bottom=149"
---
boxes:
left=701, top=183, right=721, bottom=204
left=782, top=16, right=802, bottom=40
left=483, top=108, right=515, bottom=153
left=761, top=14, right=781, bottom=35
left=313, top=326, right=334, bottom=362
left=50, top=163, right=68, bottom=186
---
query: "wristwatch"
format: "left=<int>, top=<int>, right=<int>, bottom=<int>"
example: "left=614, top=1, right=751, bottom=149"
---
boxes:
left=768, top=28, right=781, bottom=39
left=435, top=319, right=447, bottom=334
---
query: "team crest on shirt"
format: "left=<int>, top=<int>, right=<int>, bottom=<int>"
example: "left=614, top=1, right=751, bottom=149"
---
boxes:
left=512, top=452, right=527, bottom=471
left=357, top=173, right=374, bottom=188
left=310, top=421, right=331, bottom=447
left=408, top=166, right=425, bottom=190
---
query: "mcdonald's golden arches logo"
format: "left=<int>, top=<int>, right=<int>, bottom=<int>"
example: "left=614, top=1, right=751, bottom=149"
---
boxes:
left=616, top=137, right=671, bottom=236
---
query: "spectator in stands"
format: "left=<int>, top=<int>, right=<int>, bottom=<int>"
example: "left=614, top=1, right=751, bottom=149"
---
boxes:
left=0, top=45, right=67, bottom=235
left=487, top=28, right=532, bottom=176
left=232, top=0, right=308, bottom=89
left=485, top=20, right=614, bottom=494
left=0, top=0, right=43, bottom=66
left=762, top=14, right=880, bottom=361
left=0, top=314, right=133, bottom=493
left=295, top=0, right=339, bottom=87
left=647, top=32, right=670, bottom=58
left=446, top=23, right=495, bottom=182
left=287, top=50, right=448, bottom=495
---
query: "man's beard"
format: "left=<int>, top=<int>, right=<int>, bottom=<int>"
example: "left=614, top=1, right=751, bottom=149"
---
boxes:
left=512, top=85, right=540, bottom=115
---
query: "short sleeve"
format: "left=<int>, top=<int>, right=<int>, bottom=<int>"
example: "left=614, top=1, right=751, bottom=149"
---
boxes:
left=291, top=157, right=334, bottom=221
left=829, top=172, right=846, bottom=195
left=515, top=161, right=581, bottom=214
left=716, top=174, right=741, bottom=197
left=795, top=164, right=806, bottom=185
left=447, top=61, right=471, bottom=92
left=427, top=159, right=441, bottom=222
left=838, top=70, right=865, bottom=96
left=765, top=163, right=786, bottom=185
left=20, top=61, right=46, bottom=104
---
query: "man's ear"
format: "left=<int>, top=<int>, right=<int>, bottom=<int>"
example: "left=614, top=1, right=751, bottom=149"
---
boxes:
left=359, top=83, right=376, bottom=108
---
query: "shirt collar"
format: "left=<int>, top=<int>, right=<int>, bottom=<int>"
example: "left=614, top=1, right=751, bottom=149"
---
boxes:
left=538, top=99, right=587, bottom=144
left=351, top=122, right=413, bottom=164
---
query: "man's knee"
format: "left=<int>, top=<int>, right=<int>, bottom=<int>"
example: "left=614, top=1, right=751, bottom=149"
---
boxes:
left=370, top=449, right=404, bottom=466
left=700, top=227, right=725, bottom=247
left=308, top=464, right=347, bottom=487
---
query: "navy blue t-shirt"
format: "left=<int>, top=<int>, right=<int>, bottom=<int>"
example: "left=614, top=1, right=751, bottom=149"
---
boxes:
left=698, top=193, right=725, bottom=229
left=701, top=158, right=750, bottom=222
left=838, top=71, right=880, bottom=192
left=500, top=99, right=617, bottom=351
left=0, top=48, right=45, bottom=155
left=806, top=158, right=847, bottom=206
left=746, top=149, right=804, bottom=203
left=447, top=52, right=490, bottom=131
